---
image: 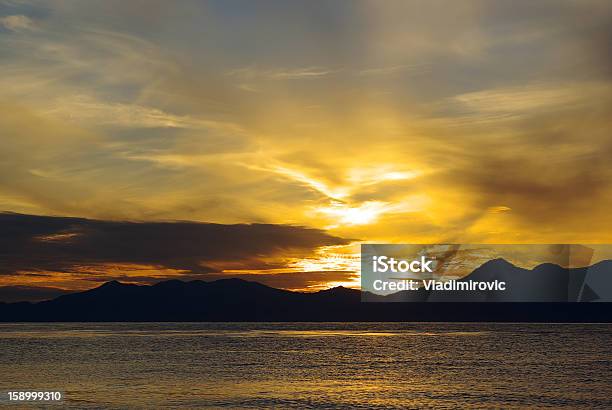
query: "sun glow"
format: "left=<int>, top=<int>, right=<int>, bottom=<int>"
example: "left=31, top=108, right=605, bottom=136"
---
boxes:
left=290, top=245, right=360, bottom=272
left=347, top=166, right=420, bottom=185
left=315, top=196, right=427, bottom=228
left=317, top=201, right=390, bottom=226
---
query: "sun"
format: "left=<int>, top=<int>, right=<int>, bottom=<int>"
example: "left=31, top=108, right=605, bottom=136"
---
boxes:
left=317, top=201, right=390, bottom=227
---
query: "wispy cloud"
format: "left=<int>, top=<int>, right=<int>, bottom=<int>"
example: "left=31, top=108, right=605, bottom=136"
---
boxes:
left=0, top=14, right=37, bottom=32
left=453, top=83, right=597, bottom=114
left=43, top=94, right=244, bottom=132
left=228, top=66, right=337, bottom=80
left=357, top=63, right=430, bottom=76
left=434, top=82, right=612, bottom=127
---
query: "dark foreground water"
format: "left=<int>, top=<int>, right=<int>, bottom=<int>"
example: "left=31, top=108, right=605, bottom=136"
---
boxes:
left=0, top=323, right=610, bottom=409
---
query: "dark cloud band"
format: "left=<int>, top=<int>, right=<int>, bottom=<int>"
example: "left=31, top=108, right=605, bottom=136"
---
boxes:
left=0, top=212, right=351, bottom=276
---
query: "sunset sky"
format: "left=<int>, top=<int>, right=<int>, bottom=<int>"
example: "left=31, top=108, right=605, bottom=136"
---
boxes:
left=1, top=0, right=612, bottom=298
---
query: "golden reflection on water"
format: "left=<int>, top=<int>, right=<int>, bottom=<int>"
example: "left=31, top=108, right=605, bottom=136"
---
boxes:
left=0, top=327, right=488, bottom=339
left=0, top=323, right=610, bottom=409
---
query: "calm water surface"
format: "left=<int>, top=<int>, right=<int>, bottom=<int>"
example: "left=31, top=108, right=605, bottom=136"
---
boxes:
left=0, top=323, right=610, bottom=409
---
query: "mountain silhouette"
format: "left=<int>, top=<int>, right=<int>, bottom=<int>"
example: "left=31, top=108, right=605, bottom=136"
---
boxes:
left=0, top=285, right=71, bottom=303
left=1, top=259, right=611, bottom=322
